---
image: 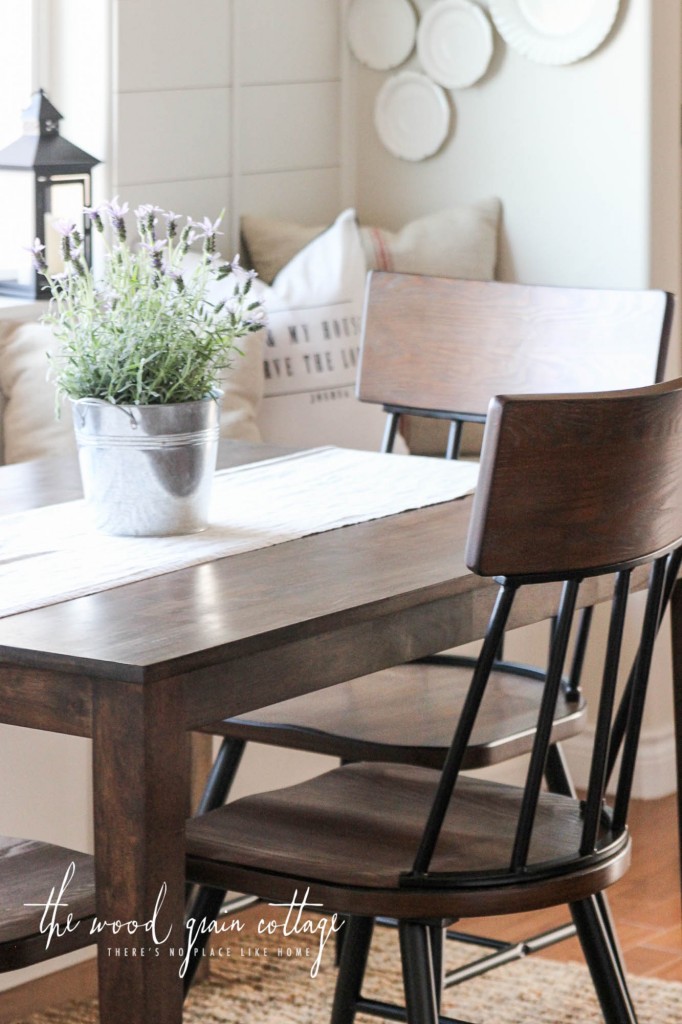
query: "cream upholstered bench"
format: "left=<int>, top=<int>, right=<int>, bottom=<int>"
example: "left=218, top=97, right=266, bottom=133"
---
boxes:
left=0, top=316, right=264, bottom=466
left=0, top=319, right=77, bottom=465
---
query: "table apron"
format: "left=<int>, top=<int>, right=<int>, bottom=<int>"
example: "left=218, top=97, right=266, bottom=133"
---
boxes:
left=180, top=578, right=573, bottom=728
left=0, top=565, right=648, bottom=737
left=0, top=664, right=92, bottom=735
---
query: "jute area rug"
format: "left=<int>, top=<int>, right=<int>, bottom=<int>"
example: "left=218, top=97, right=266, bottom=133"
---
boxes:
left=14, top=916, right=682, bottom=1024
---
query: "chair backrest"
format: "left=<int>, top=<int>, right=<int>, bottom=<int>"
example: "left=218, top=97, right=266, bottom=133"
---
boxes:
left=356, top=272, right=673, bottom=423
left=468, top=381, right=682, bottom=580
left=404, top=378, right=682, bottom=888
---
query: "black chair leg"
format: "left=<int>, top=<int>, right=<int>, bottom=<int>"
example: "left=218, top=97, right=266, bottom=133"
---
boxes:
left=571, top=896, right=639, bottom=1024
left=196, top=737, right=247, bottom=814
left=331, top=916, right=374, bottom=1024
left=399, top=922, right=440, bottom=1024
left=184, top=738, right=248, bottom=992
left=593, top=891, right=631, bottom=999
left=183, top=885, right=227, bottom=994
left=428, top=923, right=444, bottom=1013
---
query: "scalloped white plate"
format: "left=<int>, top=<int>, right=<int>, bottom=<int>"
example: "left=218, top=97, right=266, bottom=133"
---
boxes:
left=375, top=71, right=451, bottom=161
left=347, top=0, right=417, bottom=71
left=417, top=0, right=493, bottom=89
left=489, top=0, right=620, bottom=66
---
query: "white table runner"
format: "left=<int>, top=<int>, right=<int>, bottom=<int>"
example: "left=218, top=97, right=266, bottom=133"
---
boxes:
left=0, top=447, right=479, bottom=618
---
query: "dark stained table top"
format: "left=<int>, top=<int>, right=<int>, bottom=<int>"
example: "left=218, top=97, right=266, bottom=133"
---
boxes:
left=0, top=444, right=480, bottom=683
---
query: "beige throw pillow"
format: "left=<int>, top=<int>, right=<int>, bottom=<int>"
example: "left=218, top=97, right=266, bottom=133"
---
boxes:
left=241, top=217, right=322, bottom=287
left=252, top=208, right=402, bottom=451
left=359, top=199, right=501, bottom=280
left=241, top=198, right=501, bottom=285
left=240, top=201, right=501, bottom=456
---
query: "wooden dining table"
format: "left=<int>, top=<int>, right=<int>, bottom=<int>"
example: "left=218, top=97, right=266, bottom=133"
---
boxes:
left=0, top=441, right=677, bottom=1024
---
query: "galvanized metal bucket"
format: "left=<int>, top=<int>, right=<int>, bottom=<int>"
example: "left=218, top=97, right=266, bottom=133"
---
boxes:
left=71, top=396, right=221, bottom=536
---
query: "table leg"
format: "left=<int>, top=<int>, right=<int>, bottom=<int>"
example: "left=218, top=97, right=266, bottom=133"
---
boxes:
left=669, top=579, right=682, bottom=917
left=92, top=679, right=189, bottom=1024
left=190, top=733, right=215, bottom=814
left=189, top=733, right=214, bottom=985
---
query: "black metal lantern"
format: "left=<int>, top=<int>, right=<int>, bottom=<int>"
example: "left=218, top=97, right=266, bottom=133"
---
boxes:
left=0, top=89, right=100, bottom=299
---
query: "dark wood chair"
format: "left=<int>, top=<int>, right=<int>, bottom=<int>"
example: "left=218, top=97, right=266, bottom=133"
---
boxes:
left=185, top=273, right=672, bottom=983
left=186, top=377, right=682, bottom=1024
left=0, top=837, right=95, bottom=971
left=197, top=274, right=671, bottom=777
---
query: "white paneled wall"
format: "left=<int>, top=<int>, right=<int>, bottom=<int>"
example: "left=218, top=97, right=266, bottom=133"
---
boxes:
left=112, top=0, right=346, bottom=249
left=235, top=0, right=345, bottom=229
left=239, top=167, right=343, bottom=223
left=112, top=0, right=232, bottom=230
left=239, top=82, right=339, bottom=174
left=116, top=0, right=231, bottom=92
left=116, top=89, right=231, bottom=185
left=239, top=0, right=339, bottom=83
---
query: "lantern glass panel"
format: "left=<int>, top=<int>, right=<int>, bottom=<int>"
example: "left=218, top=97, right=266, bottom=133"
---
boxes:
left=42, top=175, right=89, bottom=276
left=0, top=168, right=34, bottom=293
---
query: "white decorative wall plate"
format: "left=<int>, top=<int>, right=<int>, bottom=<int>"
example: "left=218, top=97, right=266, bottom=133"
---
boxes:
left=417, top=0, right=493, bottom=89
left=347, top=0, right=418, bottom=71
left=375, top=71, right=450, bottom=161
left=489, top=0, right=620, bottom=66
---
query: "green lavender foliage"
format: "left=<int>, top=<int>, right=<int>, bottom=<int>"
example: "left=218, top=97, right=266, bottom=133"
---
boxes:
left=32, top=202, right=265, bottom=406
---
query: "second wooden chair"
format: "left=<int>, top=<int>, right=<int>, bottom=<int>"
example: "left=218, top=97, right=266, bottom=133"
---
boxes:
left=185, top=271, right=672, bottom=986
left=187, top=376, right=682, bottom=1024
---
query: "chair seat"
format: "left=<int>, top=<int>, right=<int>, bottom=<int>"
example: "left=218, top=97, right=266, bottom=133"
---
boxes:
left=186, top=762, right=630, bottom=920
left=0, top=837, right=96, bottom=970
left=200, top=660, right=586, bottom=769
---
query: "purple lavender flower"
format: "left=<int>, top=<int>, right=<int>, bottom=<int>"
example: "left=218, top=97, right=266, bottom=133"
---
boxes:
left=25, top=237, right=48, bottom=274
left=179, top=221, right=197, bottom=256
left=246, top=305, right=265, bottom=325
left=216, top=257, right=257, bottom=286
left=135, top=203, right=163, bottom=240
left=84, top=202, right=107, bottom=233
left=135, top=203, right=163, bottom=219
left=192, top=215, right=224, bottom=256
left=140, top=238, right=167, bottom=272
left=167, top=266, right=185, bottom=292
left=54, top=222, right=83, bottom=262
left=106, top=196, right=129, bottom=242
left=163, top=210, right=180, bottom=240
left=54, top=219, right=78, bottom=238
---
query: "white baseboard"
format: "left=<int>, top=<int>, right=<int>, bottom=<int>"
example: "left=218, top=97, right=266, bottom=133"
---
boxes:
left=563, top=726, right=678, bottom=800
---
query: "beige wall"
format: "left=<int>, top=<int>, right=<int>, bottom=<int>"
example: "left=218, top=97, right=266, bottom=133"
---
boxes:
left=352, top=0, right=676, bottom=289
left=350, top=0, right=682, bottom=796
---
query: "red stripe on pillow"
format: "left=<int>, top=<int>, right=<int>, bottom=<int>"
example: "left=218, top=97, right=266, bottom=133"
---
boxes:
left=369, top=227, right=393, bottom=272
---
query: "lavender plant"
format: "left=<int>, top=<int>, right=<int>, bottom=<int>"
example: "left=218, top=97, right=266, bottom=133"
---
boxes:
left=29, top=200, right=265, bottom=407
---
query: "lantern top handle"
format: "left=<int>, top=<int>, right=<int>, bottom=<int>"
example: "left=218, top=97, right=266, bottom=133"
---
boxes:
left=0, top=89, right=100, bottom=172
left=22, top=89, right=63, bottom=137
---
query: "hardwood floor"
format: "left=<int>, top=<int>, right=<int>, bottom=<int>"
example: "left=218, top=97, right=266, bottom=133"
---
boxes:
left=461, top=793, right=682, bottom=982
